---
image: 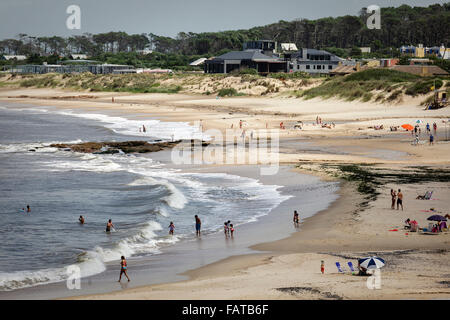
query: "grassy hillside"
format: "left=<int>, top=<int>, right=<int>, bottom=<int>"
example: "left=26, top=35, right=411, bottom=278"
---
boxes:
left=298, top=69, right=448, bottom=103
left=0, top=70, right=447, bottom=104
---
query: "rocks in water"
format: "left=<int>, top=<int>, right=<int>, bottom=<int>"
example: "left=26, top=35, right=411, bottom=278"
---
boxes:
left=50, top=140, right=183, bottom=154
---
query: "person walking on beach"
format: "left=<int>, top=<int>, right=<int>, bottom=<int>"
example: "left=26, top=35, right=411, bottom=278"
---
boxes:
left=106, top=219, right=115, bottom=232
left=426, top=123, right=430, bottom=134
left=293, top=210, right=300, bottom=225
left=118, top=256, right=130, bottom=282
left=168, top=221, right=175, bottom=235
left=195, top=215, right=201, bottom=237
left=390, top=189, right=397, bottom=209
left=429, top=134, right=434, bottom=145
left=433, top=122, right=437, bottom=133
left=79, top=215, right=85, bottom=224
left=397, top=189, right=404, bottom=211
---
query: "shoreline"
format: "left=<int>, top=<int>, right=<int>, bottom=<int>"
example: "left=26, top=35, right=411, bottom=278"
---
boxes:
left=0, top=89, right=449, bottom=300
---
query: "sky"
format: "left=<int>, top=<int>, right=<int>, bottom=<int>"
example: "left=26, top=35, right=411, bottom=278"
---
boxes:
left=0, top=0, right=446, bottom=39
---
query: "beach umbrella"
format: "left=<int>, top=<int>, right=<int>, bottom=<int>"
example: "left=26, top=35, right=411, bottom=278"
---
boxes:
left=416, top=120, right=423, bottom=124
left=427, top=215, right=447, bottom=222
left=401, top=124, right=414, bottom=131
left=358, top=256, right=385, bottom=270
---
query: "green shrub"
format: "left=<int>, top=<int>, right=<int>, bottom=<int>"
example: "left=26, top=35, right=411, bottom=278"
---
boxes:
left=405, top=79, right=443, bottom=96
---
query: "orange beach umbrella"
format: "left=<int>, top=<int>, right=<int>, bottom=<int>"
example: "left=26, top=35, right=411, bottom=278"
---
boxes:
left=401, top=124, right=414, bottom=131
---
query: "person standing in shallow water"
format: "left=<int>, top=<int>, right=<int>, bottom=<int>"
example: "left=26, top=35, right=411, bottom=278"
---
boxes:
left=106, top=219, right=114, bottom=232
left=195, top=215, right=201, bottom=237
left=118, top=256, right=130, bottom=282
left=293, top=210, right=299, bottom=225
left=397, top=189, right=404, bottom=211
left=79, top=215, right=85, bottom=224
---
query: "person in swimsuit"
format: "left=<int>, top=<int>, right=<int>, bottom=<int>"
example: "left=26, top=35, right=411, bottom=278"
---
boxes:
left=229, top=224, right=234, bottom=237
left=195, top=215, right=201, bottom=237
left=224, top=222, right=229, bottom=237
left=293, top=210, right=299, bottom=225
left=79, top=215, right=85, bottom=224
left=168, top=221, right=175, bottom=235
left=397, top=189, right=404, bottom=211
left=26, top=205, right=30, bottom=213
left=106, top=219, right=114, bottom=232
left=118, top=256, right=130, bottom=282
left=390, top=189, right=397, bottom=209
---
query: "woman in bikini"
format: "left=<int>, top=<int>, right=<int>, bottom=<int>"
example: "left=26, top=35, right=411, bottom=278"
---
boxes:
left=119, top=256, right=130, bottom=282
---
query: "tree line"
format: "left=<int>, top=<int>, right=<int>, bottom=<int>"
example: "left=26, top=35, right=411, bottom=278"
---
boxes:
left=1, top=3, right=448, bottom=62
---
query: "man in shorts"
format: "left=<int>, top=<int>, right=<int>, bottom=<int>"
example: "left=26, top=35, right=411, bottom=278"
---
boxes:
left=195, top=215, right=201, bottom=237
left=397, top=189, right=404, bottom=211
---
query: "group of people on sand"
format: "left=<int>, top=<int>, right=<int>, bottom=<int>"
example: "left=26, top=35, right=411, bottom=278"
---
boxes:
left=412, top=122, right=437, bottom=146
left=390, top=189, right=404, bottom=211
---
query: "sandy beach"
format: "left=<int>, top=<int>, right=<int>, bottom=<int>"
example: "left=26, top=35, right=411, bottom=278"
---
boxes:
left=0, top=87, right=449, bottom=300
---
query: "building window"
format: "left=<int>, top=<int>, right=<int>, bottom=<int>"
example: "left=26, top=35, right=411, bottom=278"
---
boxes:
left=306, top=65, right=310, bottom=69
left=328, top=65, right=332, bottom=70
left=317, top=65, right=321, bottom=70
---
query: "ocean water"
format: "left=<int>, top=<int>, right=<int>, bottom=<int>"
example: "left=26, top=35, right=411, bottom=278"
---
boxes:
left=0, top=104, right=292, bottom=291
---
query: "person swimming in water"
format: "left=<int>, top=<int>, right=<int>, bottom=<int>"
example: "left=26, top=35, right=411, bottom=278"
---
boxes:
left=106, top=219, right=114, bottom=232
left=26, top=205, right=30, bottom=213
left=118, top=256, right=130, bottom=282
left=79, top=215, right=85, bottom=224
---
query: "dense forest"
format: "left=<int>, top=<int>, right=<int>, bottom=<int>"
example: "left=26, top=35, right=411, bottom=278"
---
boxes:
left=0, top=3, right=449, bottom=68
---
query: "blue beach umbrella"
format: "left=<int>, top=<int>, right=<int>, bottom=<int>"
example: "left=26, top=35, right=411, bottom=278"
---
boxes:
left=358, top=256, right=385, bottom=270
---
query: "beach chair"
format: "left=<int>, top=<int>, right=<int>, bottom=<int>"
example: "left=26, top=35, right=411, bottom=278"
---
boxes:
left=335, top=262, right=344, bottom=273
left=424, top=191, right=433, bottom=200
left=347, top=262, right=357, bottom=275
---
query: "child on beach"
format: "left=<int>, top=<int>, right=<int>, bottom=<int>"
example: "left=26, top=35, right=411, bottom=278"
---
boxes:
left=230, top=224, right=234, bottom=237
left=169, top=222, right=175, bottom=235
left=224, top=222, right=229, bottom=236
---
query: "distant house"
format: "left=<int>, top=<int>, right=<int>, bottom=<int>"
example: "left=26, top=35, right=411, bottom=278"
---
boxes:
left=71, top=54, right=88, bottom=60
left=400, top=44, right=449, bottom=59
left=388, top=65, right=448, bottom=77
left=2, top=55, right=27, bottom=61
left=280, top=43, right=298, bottom=52
left=290, top=49, right=345, bottom=74
left=243, top=40, right=277, bottom=56
left=137, top=68, right=173, bottom=74
left=360, top=47, right=371, bottom=54
left=329, top=62, right=368, bottom=76
left=409, top=58, right=432, bottom=65
left=380, top=58, right=399, bottom=67
left=189, top=57, right=208, bottom=66
left=136, top=49, right=153, bottom=55
left=204, top=50, right=287, bottom=74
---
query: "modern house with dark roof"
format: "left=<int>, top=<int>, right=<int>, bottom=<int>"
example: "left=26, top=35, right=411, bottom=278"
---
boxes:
left=290, top=48, right=345, bottom=74
left=204, top=50, right=287, bottom=74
